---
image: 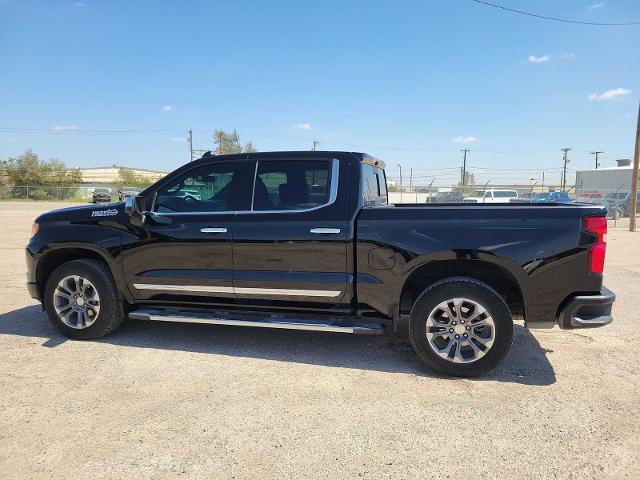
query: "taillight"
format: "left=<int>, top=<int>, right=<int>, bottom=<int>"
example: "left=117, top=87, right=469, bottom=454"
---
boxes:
left=583, top=216, right=607, bottom=274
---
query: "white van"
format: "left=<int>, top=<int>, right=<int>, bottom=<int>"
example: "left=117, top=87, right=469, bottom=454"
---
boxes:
left=463, top=189, right=519, bottom=203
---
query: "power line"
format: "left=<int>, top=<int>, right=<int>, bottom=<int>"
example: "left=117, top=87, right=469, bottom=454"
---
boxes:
left=1, top=127, right=632, bottom=164
left=0, top=127, right=178, bottom=135
left=468, top=0, right=640, bottom=26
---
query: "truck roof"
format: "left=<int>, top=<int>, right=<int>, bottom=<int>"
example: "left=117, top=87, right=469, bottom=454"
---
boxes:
left=192, top=150, right=385, bottom=169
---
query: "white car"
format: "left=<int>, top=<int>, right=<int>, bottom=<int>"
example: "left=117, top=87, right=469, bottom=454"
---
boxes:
left=464, top=189, right=518, bottom=203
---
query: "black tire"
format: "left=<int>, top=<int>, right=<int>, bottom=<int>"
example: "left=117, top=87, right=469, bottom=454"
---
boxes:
left=44, top=259, right=125, bottom=340
left=408, top=277, right=514, bottom=377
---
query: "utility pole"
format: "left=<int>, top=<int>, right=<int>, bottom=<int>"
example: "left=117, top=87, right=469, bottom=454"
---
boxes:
left=397, top=164, right=403, bottom=203
left=461, top=149, right=470, bottom=186
left=188, top=129, right=193, bottom=162
left=409, top=168, right=413, bottom=194
left=590, top=151, right=603, bottom=170
left=561, top=147, right=571, bottom=190
left=312, top=140, right=320, bottom=151
left=630, top=102, right=640, bottom=232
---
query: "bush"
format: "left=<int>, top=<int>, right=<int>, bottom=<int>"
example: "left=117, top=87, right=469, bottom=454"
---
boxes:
left=1, top=150, right=83, bottom=200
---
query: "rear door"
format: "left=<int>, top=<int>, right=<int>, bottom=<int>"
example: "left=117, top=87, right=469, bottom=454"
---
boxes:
left=232, top=155, right=351, bottom=308
left=122, top=159, right=245, bottom=304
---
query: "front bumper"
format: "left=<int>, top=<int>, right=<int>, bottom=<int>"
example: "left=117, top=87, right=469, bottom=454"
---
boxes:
left=25, top=248, right=40, bottom=301
left=558, top=287, right=615, bottom=329
left=27, top=282, right=40, bottom=301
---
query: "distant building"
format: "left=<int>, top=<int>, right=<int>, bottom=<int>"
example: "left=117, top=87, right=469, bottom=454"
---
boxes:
left=78, top=166, right=168, bottom=185
left=576, top=159, right=634, bottom=194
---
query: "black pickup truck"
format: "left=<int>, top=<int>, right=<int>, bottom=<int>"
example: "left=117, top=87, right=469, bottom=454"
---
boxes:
left=26, top=151, right=615, bottom=377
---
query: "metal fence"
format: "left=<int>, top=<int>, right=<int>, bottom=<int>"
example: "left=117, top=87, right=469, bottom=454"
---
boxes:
left=1, top=186, right=100, bottom=202
left=387, top=186, right=639, bottom=219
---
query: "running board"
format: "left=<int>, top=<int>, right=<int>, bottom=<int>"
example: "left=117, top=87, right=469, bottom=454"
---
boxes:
left=129, top=307, right=384, bottom=335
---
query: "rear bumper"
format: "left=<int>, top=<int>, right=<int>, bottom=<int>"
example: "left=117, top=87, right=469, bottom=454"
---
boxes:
left=558, top=287, right=615, bottom=329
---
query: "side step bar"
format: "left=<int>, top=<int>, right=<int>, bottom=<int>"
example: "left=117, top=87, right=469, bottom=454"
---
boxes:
left=129, top=308, right=384, bottom=335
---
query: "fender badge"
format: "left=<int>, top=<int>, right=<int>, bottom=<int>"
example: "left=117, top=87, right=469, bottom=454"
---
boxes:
left=91, top=208, right=119, bottom=217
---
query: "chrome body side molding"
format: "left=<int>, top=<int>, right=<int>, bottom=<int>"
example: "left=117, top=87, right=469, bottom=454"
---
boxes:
left=133, top=283, right=341, bottom=297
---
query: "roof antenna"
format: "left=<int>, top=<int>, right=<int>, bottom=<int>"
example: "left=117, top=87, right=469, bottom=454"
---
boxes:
left=201, top=151, right=213, bottom=158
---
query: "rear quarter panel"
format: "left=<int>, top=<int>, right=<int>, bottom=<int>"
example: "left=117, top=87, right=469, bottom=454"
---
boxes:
left=356, top=203, right=605, bottom=324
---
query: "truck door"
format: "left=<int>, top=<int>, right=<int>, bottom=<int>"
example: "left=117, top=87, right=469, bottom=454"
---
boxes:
left=232, top=156, right=351, bottom=309
left=122, top=159, right=245, bottom=304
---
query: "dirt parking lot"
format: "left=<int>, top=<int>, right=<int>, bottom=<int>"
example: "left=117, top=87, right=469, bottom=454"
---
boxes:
left=0, top=201, right=639, bottom=479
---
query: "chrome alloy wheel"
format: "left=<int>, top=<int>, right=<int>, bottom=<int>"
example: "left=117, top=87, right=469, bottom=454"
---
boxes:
left=425, top=297, right=495, bottom=364
left=53, top=275, right=101, bottom=329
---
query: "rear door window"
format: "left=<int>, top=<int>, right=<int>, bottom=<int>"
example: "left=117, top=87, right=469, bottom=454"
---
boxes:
left=252, top=160, right=331, bottom=211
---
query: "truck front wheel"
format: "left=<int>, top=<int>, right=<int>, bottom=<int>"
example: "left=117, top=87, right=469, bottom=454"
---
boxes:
left=43, top=259, right=125, bottom=340
left=409, top=277, right=514, bottom=377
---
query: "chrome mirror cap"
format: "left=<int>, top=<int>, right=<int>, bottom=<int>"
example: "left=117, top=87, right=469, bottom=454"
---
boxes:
left=124, top=196, right=134, bottom=216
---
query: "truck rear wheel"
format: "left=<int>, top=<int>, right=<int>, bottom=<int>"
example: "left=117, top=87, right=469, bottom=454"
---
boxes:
left=409, top=277, right=514, bottom=377
left=44, top=259, right=125, bottom=340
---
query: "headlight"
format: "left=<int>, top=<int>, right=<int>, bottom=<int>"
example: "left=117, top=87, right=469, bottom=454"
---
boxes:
left=31, top=223, right=39, bottom=237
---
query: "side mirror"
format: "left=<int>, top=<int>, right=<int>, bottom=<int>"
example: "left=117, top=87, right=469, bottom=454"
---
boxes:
left=124, top=196, right=135, bottom=216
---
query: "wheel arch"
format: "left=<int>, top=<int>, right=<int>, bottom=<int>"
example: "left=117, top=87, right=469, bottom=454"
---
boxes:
left=399, top=259, right=526, bottom=320
left=35, top=245, right=132, bottom=305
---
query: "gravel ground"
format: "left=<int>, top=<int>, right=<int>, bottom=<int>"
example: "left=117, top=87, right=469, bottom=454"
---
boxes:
left=0, top=202, right=638, bottom=479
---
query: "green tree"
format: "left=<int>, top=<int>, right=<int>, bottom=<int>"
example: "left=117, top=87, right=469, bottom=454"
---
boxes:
left=212, top=129, right=257, bottom=154
left=0, top=159, right=12, bottom=198
left=4, top=150, right=82, bottom=199
left=116, top=167, right=156, bottom=190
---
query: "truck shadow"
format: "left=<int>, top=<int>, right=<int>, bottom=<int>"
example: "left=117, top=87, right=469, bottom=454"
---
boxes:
left=0, top=305, right=555, bottom=385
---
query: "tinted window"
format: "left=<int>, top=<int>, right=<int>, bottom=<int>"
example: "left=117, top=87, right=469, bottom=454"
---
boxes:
left=494, top=191, right=518, bottom=198
left=253, top=160, right=330, bottom=211
left=362, top=164, right=387, bottom=207
left=155, top=162, right=241, bottom=213
left=377, top=168, right=388, bottom=201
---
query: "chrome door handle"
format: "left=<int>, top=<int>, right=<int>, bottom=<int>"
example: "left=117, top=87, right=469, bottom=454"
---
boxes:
left=200, top=227, right=228, bottom=233
left=310, top=228, right=341, bottom=235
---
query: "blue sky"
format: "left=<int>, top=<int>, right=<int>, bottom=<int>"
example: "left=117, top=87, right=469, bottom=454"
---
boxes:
left=1, top=0, right=638, bottom=185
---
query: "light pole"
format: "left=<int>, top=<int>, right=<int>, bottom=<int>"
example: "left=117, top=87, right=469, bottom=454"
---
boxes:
left=397, top=164, right=403, bottom=203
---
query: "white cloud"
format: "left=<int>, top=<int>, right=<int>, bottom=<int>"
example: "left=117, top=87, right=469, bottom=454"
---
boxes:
left=588, top=88, right=632, bottom=101
left=293, top=122, right=313, bottom=130
left=161, top=105, right=173, bottom=112
left=453, top=136, right=477, bottom=144
left=588, top=3, right=605, bottom=11
left=171, top=137, right=186, bottom=143
left=528, top=55, right=550, bottom=63
left=52, top=125, right=79, bottom=131
left=561, top=53, right=575, bottom=59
